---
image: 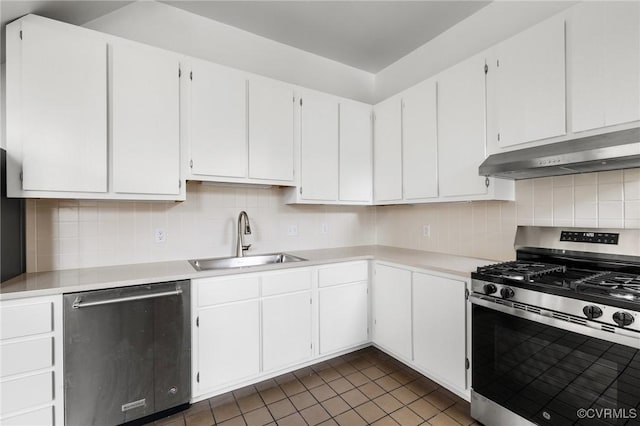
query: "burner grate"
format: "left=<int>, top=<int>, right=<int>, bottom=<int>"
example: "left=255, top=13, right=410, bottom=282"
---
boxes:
left=476, top=261, right=566, bottom=281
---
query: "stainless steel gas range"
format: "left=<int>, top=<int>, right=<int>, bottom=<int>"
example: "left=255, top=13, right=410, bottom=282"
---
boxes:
left=469, top=226, right=640, bottom=426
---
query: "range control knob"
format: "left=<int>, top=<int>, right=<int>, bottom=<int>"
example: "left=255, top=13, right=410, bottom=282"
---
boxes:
left=500, top=287, right=515, bottom=299
left=613, top=311, right=635, bottom=327
left=483, top=284, right=497, bottom=295
left=583, top=305, right=603, bottom=320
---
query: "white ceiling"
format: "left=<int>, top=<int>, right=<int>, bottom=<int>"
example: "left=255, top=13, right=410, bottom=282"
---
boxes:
left=1, top=1, right=490, bottom=73
left=162, top=1, right=490, bottom=73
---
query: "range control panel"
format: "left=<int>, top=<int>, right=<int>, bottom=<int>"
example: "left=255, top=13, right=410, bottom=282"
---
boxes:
left=560, top=231, right=619, bottom=245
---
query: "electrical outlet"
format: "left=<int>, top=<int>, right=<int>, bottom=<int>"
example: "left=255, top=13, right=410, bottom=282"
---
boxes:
left=287, top=225, right=298, bottom=236
left=321, top=223, right=329, bottom=234
left=423, top=224, right=431, bottom=238
left=154, top=228, right=167, bottom=243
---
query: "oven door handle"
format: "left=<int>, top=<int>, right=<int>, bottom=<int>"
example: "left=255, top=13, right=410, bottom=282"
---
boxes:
left=469, top=294, right=639, bottom=347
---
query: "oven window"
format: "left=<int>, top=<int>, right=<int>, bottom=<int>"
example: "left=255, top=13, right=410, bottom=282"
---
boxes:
left=472, top=305, right=640, bottom=425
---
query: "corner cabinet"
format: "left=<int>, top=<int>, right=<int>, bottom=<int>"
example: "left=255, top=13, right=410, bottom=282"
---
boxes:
left=373, top=97, right=403, bottom=204
left=0, top=295, right=64, bottom=426
left=6, top=15, right=185, bottom=201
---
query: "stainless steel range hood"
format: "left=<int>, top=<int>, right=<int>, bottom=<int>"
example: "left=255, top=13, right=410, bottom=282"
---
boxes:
left=479, top=128, right=640, bottom=180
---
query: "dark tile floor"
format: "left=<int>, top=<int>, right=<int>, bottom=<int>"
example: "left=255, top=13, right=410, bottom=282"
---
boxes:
left=152, top=347, right=478, bottom=426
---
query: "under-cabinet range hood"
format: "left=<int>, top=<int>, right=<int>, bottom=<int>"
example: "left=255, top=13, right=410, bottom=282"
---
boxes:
left=479, top=128, right=640, bottom=180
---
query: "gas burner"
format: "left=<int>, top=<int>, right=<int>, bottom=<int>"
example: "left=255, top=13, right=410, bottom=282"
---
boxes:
left=577, top=271, right=640, bottom=288
left=476, top=261, right=566, bottom=281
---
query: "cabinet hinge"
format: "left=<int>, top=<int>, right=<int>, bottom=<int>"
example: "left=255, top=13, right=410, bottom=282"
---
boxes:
left=190, top=159, right=193, bottom=169
left=19, top=30, right=23, bottom=40
left=310, top=298, right=312, bottom=305
left=178, top=67, right=182, bottom=78
left=465, top=288, right=470, bottom=300
left=19, top=171, right=23, bottom=182
left=300, top=98, right=303, bottom=106
left=466, top=358, right=470, bottom=370
left=310, top=343, right=313, bottom=350
left=484, top=64, right=488, bottom=74
left=367, top=327, right=370, bottom=336
left=299, top=187, right=303, bottom=195
left=179, top=180, right=182, bottom=189
left=496, top=59, right=500, bottom=68
left=485, top=177, right=490, bottom=188
left=293, top=96, right=295, bottom=103
left=190, top=71, right=193, bottom=81
left=197, top=372, right=200, bottom=383
left=497, top=133, right=501, bottom=142
left=196, top=316, right=199, bottom=327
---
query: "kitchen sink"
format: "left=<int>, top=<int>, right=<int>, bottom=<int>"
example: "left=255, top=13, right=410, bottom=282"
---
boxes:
left=189, top=253, right=307, bottom=271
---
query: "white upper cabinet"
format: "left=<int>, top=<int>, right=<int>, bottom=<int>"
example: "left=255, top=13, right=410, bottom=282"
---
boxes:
left=570, top=1, right=640, bottom=132
left=401, top=79, right=438, bottom=200
left=111, top=43, right=181, bottom=195
left=15, top=19, right=107, bottom=193
left=492, top=16, right=566, bottom=147
left=248, top=79, right=295, bottom=182
left=373, top=97, right=403, bottom=203
left=339, top=101, right=373, bottom=203
left=438, top=54, right=489, bottom=198
left=189, top=60, right=248, bottom=179
left=300, top=92, right=339, bottom=201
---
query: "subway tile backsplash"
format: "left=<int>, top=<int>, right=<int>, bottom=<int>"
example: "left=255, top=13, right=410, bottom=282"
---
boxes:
left=25, top=169, right=640, bottom=272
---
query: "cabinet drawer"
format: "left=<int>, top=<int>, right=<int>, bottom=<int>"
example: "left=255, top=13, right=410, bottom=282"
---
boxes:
left=0, top=302, right=52, bottom=340
left=262, top=269, right=312, bottom=297
left=319, top=262, right=368, bottom=287
left=0, top=372, right=53, bottom=415
left=2, top=406, right=53, bottom=426
left=1, top=338, right=53, bottom=378
left=197, top=276, right=260, bottom=307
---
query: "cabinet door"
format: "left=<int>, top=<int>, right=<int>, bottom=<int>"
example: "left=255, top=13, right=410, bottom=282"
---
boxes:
left=402, top=79, right=438, bottom=200
left=372, top=264, right=411, bottom=360
left=413, top=273, right=466, bottom=392
left=197, top=301, right=260, bottom=391
left=19, top=20, right=107, bottom=193
left=190, top=62, right=247, bottom=178
left=339, top=101, right=372, bottom=203
left=319, top=282, right=368, bottom=355
left=438, top=55, right=488, bottom=197
left=300, top=92, right=339, bottom=201
left=248, top=79, right=294, bottom=181
left=262, top=292, right=312, bottom=372
left=112, top=44, right=180, bottom=195
left=494, top=16, right=566, bottom=147
left=570, top=2, right=640, bottom=132
left=373, top=98, right=403, bottom=203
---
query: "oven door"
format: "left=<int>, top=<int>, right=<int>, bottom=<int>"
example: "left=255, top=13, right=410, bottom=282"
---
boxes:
left=470, top=295, right=640, bottom=426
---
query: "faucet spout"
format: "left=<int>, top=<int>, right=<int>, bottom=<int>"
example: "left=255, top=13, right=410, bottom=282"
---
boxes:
left=236, top=211, right=252, bottom=257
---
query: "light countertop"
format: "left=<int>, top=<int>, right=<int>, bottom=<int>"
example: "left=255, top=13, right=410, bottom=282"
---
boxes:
left=0, top=246, right=499, bottom=300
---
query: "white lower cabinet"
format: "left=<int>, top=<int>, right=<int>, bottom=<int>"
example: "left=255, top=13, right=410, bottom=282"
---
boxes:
left=263, top=292, right=313, bottom=371
left=372, top=264, right=412, bottom=360
left=0, top=296, right=63, bottom=426
left=197, top=301, right=261, bottom=391
left=413, top=272, right=467, bottom=393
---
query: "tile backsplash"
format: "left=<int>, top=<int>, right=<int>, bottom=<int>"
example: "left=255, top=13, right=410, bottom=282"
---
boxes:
left=24, top=169, right=640, bottom=272
left=25, top=183, right=376, bottom=272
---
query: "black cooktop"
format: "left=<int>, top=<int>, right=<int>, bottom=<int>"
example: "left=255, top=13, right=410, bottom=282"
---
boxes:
left=472, top=260, right=640, bottom=306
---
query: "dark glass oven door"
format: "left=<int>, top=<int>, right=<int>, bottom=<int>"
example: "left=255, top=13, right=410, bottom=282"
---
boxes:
left=472, top=299, right=640, bottom=426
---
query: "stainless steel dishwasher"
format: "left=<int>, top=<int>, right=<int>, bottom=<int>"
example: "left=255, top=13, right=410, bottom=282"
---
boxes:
left=63, top=280, right=190, bottom=426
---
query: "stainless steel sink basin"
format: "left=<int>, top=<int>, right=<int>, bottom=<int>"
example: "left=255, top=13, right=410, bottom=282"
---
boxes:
left=189, top=253, right=307, bottom=271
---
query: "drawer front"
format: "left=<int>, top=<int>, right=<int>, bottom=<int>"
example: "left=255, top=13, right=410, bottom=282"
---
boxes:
left=262, top=269, right=312, bottom=297
left=1, top=338, right=53, bottom=378
left=0, top=372, right=53, bottom=415
left=197, top=276, right=260, bottom=306
left=0, top=302, right=52, bottom=340
left=2, top=406, right=53, bottom=426
left=319, top=262, right=368, bottom=287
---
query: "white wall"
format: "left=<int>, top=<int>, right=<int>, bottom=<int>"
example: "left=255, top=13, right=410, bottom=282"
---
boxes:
left=25, top=183, right=376, bottom=272
left=83, top=1, right=375, bottom=103
left=373, top=1, right=576, bottom=102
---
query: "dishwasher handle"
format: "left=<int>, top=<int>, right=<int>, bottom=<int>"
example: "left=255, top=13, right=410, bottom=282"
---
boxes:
left=72, top=288, right=183, bottom=309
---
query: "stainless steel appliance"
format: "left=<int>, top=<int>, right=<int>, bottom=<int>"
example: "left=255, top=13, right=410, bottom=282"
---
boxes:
left=479, top=127, right=640, bottom=179
left=64, top=280, right=190, bottom=426
left=470, top=226, right=640, bottom=426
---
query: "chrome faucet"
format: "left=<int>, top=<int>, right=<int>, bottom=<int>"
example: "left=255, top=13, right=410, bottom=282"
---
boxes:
left=236, top=211, right=252, bottom=257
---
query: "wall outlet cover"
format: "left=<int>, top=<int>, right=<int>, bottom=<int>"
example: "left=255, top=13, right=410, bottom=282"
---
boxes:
left=287, top=225, right=298, bottom=236
left=423, top=224, right=431, bottom=238
left=154, top=228, right=167, bottom=243
left=321, top=223, right=329, bottom=234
